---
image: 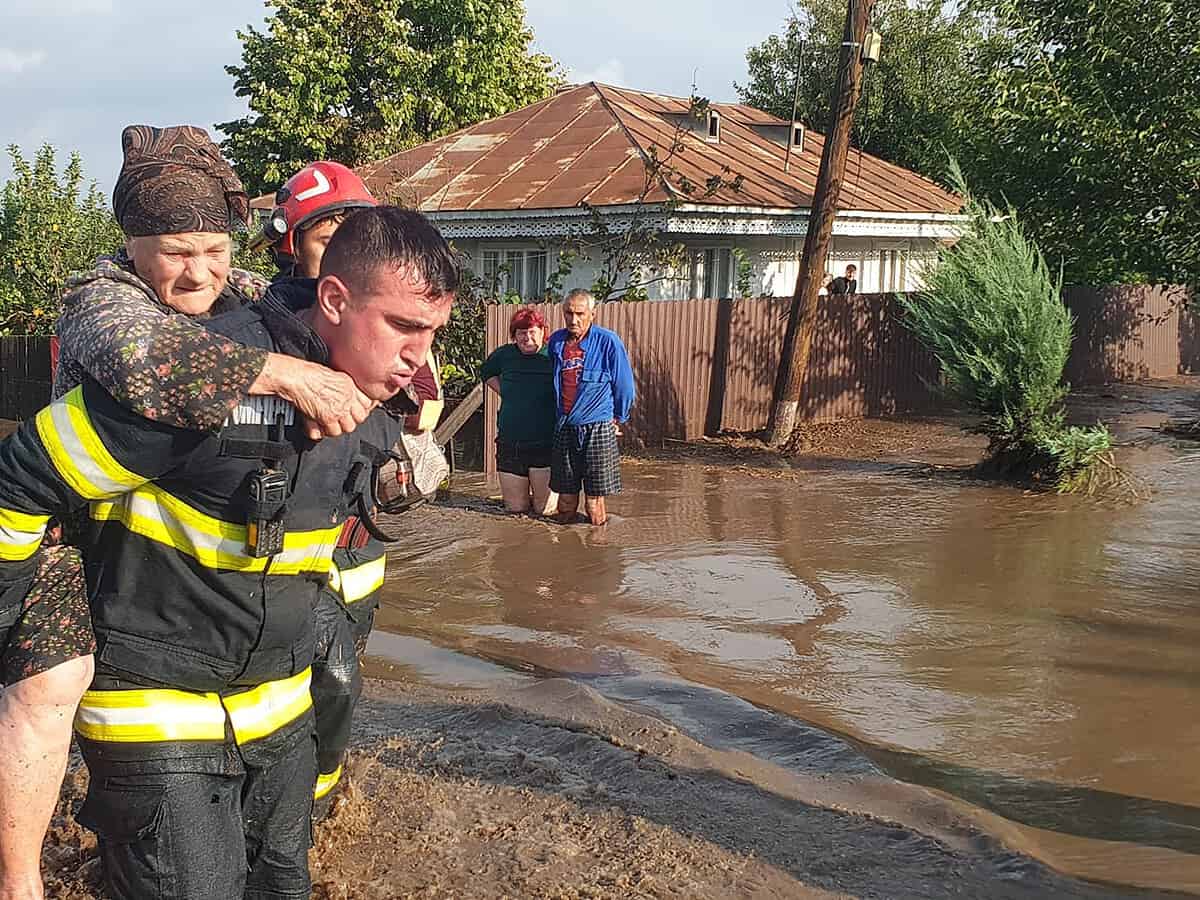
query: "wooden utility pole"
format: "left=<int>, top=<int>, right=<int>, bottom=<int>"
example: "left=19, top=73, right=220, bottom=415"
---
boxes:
left=768, top=0, right=876, bottom=446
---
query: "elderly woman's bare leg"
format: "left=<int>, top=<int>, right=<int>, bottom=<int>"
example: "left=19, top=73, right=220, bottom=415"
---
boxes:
left=0, top=655, right=94, bottom=900
left=499, top=473, right=533, bottom=513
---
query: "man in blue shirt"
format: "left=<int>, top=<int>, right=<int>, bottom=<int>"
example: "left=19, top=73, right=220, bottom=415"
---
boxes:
left=547, top=289, right=636, bottom=525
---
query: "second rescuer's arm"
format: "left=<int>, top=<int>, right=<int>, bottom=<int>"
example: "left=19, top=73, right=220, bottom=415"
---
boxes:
left=56, top=276, right=372, bottom=439
left=0, top=381, right=209, bottom=621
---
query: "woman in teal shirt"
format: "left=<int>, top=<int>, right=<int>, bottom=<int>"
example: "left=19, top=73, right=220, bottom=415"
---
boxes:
left=481, top=306, right=558, bottom=514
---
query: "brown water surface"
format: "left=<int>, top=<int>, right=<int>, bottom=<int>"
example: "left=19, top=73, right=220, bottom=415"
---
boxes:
left=370, top=443, right=1200, bottom=893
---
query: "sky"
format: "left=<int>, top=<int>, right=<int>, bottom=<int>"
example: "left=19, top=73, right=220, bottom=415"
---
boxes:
left=0, top=0, right=791, bottom=196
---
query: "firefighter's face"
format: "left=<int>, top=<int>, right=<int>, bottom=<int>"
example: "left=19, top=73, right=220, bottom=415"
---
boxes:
left=293, top=216, right=343, bottom=279
left=126, top=232, right=232, bottom=315
left=315, top=265, right=453, bottom=402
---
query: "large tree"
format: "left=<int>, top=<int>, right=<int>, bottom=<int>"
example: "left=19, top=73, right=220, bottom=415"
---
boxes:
left=738, top=0, right=996, bottom=180
left=967, top=0, right=1199, bottom=285
left=0, top=145, right=122, bottom=335
left=219, top=0, right=559, bottom=196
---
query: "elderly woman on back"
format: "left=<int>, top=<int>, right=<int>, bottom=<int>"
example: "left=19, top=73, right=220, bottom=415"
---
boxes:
left=481, top=306, right=558, bottom=515
left=0, top=124, right=374, bottom=900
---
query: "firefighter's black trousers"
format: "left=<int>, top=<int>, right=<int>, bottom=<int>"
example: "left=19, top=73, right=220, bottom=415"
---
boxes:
left=311, top=586, right=378, bottom=786
left=77, top=717, right=316, bottom=900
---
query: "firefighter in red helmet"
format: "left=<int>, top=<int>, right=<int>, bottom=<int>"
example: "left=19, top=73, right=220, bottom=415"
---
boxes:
left=257, top=161, right=449, bottom=817
left=256, top=160, right=377, bottom=278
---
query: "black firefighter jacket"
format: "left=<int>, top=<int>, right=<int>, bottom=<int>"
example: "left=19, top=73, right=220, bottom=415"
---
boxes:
left=0, top=280, right=404, bottom=764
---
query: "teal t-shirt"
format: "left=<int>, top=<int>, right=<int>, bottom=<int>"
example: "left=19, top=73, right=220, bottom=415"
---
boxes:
left=480, top=343, right=557, bottom=446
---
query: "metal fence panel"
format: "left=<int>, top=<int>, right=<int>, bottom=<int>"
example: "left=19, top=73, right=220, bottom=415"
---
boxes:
left=0, top=336, right=52, bottom=421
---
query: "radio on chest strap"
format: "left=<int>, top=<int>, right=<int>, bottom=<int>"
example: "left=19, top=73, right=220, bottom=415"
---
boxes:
left=219, top=413, right=296, bottom=558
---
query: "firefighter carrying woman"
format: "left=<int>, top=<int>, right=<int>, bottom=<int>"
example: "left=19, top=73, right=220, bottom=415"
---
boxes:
left=0, top=125, right=450, bottom=900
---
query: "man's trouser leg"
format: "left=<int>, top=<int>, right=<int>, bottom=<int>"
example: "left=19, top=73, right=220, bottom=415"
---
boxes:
left=78, top=719, right=316, bottom=900
left=314, top=543, right=385, bottom=802
left=311, top=589, right=361, bottom=799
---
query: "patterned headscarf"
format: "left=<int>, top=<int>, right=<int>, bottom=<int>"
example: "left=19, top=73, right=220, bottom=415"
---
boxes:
left=112, top=125, right=249, bottom=236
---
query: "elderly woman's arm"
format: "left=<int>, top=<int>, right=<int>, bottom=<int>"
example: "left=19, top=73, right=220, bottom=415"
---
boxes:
left=56, top=274, right=371, bottom=436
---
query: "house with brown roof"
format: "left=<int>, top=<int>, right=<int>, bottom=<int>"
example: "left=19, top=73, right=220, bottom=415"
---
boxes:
left=268, top=83, right=964, bottom=299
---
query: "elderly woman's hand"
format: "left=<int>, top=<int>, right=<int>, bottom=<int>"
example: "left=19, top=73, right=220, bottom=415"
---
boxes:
left=255, top=354, right=375, bottom=439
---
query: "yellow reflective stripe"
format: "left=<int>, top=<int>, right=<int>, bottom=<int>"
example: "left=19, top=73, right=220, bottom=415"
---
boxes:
left=36, top=387, right=144, bottom=500
left=332, top=554, right=386, bottom=605
left=73, top=668, right=313, bottom=746
left=75, top=687, right=227, bottom=743
left=314, top=764, right=343, bottom=800
left=222, top=667, right=313, bottom=745
left=0, top=508, right=49, bottom=561
left=91, top=485, right=340, bottom=574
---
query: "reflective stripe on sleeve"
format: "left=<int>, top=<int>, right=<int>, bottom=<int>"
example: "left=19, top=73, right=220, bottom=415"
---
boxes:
left=91, top=485, right=341, bottom=575
left=35, top=386, right=144, bottom=500
left=314, top=764, right=344, bottom=800
left=0, top=508, right=49, bottom=561
left=329, top=554, right=386, bottom=605
left=74, top=667, right=314, bottom=746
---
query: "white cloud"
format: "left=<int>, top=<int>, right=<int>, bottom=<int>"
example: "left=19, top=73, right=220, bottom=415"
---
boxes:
left=0, top=49, right=46, bottom=74
left=567, top=58, right=628, bottom=88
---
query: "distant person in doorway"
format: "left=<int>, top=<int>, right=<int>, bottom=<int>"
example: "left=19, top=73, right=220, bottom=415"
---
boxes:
left=548, top=289, right=635, bottom=526
left=481, top=306, right=558, bottom=515
left=828, top=264, right=857, bottom=295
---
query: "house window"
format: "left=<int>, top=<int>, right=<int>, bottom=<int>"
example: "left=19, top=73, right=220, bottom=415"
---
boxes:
left=481, top=248, right=548, bottom=300
left=706, top=110, right=721, bottom=143
left=791, top=123, right=805, bottom=152
left=690, top=248, right=733, bottom=299
left=878, top=249, right=908, bottom=292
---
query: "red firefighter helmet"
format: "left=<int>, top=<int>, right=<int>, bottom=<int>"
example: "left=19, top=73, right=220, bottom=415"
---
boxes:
left=259, top=161, right=376, bottom=256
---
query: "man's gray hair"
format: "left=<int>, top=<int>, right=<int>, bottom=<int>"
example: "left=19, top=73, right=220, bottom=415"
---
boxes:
left=563, top=288, right=596, bottom=310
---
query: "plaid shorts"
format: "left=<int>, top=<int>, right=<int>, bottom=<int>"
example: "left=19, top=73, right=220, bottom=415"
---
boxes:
left=550, top=421, right=622, bottom=497
left=1, top=545, right=94, bottom=685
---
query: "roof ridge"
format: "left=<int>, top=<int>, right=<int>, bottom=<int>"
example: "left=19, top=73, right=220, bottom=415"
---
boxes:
left=588, top=83, right=673, bottom=204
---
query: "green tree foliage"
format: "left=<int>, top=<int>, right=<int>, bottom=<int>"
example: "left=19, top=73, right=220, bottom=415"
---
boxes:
left=966, top=0, right=1200, bottom=285
left=220, top=0, right=559, bottom=196
left=435, top=266, right=489, bottom=397
left=738, top=0, right=995, bottom=179
left=0, top=145, right=122, bottom=335
left=900, top=164, right=1112, bottom=492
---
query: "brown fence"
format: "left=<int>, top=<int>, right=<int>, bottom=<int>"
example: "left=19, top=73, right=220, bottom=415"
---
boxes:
left=3, top=285, right=1193, bottom=459
left=483, top=285, right=1197, bottom=475
left=0, top=336, right=53, bottom=422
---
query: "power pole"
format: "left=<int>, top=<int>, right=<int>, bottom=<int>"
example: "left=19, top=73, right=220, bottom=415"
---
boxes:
left=768, top=0, right=876, bottom=446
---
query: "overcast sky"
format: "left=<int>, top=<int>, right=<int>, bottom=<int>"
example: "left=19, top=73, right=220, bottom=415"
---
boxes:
left=0, top=0, right=790, bottom=196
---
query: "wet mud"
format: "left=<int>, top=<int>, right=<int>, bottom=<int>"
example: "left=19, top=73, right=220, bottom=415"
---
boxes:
left=45, top=679, right=1180, bottom=899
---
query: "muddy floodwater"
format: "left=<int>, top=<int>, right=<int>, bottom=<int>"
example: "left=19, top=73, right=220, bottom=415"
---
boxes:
left=367, top=424, right=1200, bottom=894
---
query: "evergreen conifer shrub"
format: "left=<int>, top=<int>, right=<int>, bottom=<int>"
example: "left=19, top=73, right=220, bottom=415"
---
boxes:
left=900, top=163, right=1113, bottom=492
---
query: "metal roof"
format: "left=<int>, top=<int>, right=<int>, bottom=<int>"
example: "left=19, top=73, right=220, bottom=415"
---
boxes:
left=253, top=83, right=960, bottom=216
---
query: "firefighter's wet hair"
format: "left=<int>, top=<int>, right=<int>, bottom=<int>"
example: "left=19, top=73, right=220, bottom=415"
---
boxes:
left=319, top=206, right=459, bottom=300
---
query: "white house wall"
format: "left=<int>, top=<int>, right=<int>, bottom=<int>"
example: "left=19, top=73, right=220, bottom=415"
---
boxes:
left=455, top=236, right=942, bottom=301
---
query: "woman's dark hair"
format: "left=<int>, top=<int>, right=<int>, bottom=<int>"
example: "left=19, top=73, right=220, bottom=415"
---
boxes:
left=319, top=206, right=460, bottom=298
